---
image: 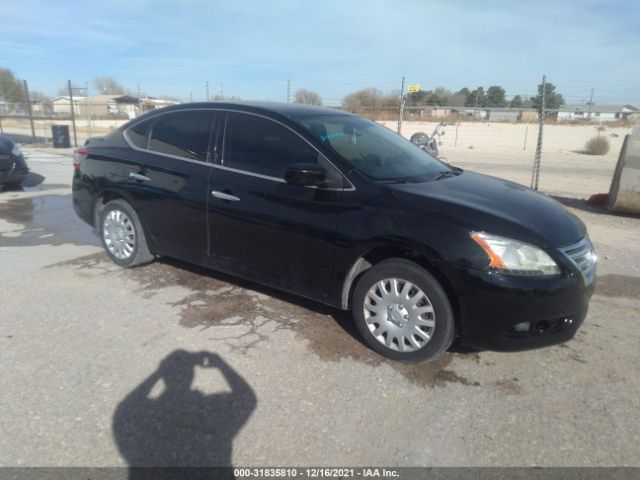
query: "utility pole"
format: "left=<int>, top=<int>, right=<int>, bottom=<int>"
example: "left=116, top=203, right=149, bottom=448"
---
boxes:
left=22, top=80, right=36, bottom=144
left=205, top=81, right=210, bottom=101
left=397, top=76, right=406, bottom=134
left=287, top=79, right=291, bottom=103
left=85, top=81, right=91, bottom=137
left=531, top=74, right=546, bottom=190
left=587, top=88, right=594, bottom=119
left=68, top=79, right=78, bottom=147
left=220, top=83, right=223, bottom=99
left=137, top=83, right=141, bottom=97
left=190, top=92, right=193, bottom=102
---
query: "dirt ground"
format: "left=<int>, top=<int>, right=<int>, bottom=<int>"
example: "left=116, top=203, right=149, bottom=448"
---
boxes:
left=0, top=147, right=639, bottom=468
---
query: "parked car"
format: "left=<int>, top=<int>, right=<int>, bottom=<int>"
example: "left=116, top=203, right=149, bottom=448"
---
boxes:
left=72, top=102, right=596, bottom=362
left=0, top=134, right=29, bottom=187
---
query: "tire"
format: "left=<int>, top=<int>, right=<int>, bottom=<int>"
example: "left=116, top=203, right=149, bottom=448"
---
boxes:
left=99, top=199, right=154, bottom=268
left=352, top=258, right=455, bottom=363
left=427, top=140, right=439, bottom=157
left=410, top=132, right=430, bottom=146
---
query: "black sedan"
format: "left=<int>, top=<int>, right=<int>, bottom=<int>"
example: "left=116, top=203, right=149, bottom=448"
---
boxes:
left=72, top=102, right=596, bottom=362
left=0, top=134, right=29, bottom=187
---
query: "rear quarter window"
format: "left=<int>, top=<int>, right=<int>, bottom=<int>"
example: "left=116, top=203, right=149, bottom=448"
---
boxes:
left=126, top=118, right=152, bottom=149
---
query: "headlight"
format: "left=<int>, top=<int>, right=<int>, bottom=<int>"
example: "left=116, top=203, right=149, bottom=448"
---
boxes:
left=11, top=144, right=22, bottom=157
left=471, top=232, right=560, bottom=276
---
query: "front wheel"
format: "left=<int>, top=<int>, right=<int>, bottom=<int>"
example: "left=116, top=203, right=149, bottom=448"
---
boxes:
left=99, top=199, right=154, bottom=268
left=352, top=258, right=455, bottom=362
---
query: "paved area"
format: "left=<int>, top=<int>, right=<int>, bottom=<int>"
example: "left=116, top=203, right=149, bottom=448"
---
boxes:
left=1, top=147, right=639, bottom=467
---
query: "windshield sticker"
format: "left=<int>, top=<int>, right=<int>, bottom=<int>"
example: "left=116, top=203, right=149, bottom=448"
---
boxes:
left=320, top=132, right=347, bottom=142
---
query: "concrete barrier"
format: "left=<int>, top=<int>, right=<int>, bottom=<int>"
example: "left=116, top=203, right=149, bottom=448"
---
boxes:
left=608, top=124, right=640, bottom=213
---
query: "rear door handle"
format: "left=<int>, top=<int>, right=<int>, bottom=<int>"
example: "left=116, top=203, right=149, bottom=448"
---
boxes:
left=129, top=172, right=151, bottom=182
left=211, top=190, right=240, bottom=202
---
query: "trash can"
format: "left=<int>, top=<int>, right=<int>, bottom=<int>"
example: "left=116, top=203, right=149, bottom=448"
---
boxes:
left=51, top=125, right=71, bottom=148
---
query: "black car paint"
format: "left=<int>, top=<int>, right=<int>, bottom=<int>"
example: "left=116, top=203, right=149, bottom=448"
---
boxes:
left=72, top=102, right=594, bottom=351
left=0, top=134, right=29, bottom=185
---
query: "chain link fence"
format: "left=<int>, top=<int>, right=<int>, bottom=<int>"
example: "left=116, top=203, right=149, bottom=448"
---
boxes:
left=1, top=93, right=636, bottom=200
left=379, top=107, right=634, bottom=199
left=0, top=101, right=130, bottom=146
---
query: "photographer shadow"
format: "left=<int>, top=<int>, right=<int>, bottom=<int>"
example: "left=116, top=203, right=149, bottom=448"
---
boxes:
left=113, top=350, right=256, bottom=479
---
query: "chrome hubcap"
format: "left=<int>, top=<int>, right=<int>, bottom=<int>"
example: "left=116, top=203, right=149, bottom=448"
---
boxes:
left=103, top=209, right=136, bottom=260
left=363, top=278, right=436, bottom=352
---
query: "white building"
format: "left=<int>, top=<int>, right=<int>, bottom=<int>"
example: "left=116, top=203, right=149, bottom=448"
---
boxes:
left=556, top=104, right=639, bottom=122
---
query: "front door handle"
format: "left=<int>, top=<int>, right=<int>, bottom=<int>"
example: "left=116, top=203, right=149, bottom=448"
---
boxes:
left=211, top=190, right=240, bottom=202
left=129, top=172, right=151, bottom=182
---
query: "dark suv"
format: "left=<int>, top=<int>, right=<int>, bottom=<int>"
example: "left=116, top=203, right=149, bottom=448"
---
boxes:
left=72, top=102, right=596, bottom=362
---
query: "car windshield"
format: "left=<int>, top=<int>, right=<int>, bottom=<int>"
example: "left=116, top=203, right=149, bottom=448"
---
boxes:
left=297, top=114, right=454, bottom=182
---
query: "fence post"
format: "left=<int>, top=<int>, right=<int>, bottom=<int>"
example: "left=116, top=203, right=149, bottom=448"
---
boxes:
left=397, top=76, right=405, bottom=134
left=531, top=75, right=546, bottom=190
left=455, top=122, right=459, bottom=147
left=23, top=80, right=37, bottom=144
left=68, top=79, right=78, bottom=148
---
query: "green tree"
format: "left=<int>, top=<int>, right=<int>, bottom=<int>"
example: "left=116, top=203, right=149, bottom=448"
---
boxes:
left=406, top=90, right=429, bottom=107
left=485, top=86, right=507, bottom=107
left=293, top=88, right=323, bottom=106
left=531, top=81, right=565, bottom=110
left=451, top=88, right=470, bottom=106
left=509, top=95, right=523, bottom=108
left=0, top=68, right=24, bottom=103
left=465, top=87, right=485, bottom=107
left=426, top=87, right=452, bottom=106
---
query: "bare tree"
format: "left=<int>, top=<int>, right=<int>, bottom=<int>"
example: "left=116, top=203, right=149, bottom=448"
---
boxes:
left=293, top=89, right=323, bottom=106
left=342, top=88, right=385, bottom=112
left=93, top=76, right=125, bottom=95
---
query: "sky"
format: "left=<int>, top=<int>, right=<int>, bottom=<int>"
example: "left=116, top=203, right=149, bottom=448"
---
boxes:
left=1, top=0, right=639, bottom=105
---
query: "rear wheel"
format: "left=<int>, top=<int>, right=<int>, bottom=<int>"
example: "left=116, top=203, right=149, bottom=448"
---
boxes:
left=99, top=199, right=154, bottom=268
left=352, top=258, right=455, bottom=362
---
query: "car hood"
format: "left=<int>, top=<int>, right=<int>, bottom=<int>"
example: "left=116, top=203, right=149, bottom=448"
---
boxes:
left=388, top=170, right=586, bottom=248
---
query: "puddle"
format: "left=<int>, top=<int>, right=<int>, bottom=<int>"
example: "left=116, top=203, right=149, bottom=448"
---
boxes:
left=594, top=274, right=640, bottom=299
left=53, top=253, right=481, bottom=388
left=0, top=194, right=99, bottom=247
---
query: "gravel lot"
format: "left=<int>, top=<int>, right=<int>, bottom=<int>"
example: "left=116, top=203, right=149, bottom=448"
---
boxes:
left=1, top=147, right=639, bottom=468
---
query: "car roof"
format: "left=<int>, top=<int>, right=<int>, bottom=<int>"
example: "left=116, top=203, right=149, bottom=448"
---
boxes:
left=133, top=101, right=352, bottom=124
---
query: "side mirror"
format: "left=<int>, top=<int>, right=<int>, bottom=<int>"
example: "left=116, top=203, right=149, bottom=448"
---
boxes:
left=284, top=163, right=327, bottom=187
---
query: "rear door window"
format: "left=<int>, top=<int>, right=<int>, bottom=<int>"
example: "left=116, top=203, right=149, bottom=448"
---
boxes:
left=148, top=111, right=214, bottom=161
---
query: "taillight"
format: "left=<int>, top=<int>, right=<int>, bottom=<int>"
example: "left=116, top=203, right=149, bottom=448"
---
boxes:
left=73, top=148, right=90, bottom=170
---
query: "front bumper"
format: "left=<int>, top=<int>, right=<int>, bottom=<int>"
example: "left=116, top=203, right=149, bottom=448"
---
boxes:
left=442, top=263, right=595, bottom=351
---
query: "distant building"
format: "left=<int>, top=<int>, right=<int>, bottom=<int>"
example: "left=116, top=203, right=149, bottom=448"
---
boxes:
left=519, top=111, right=538, bottom=122
left=421, top=107, right=452, bottom=118
left=52, top=95, right=144, bottom=118
left=139, top=97, right=180, bottom=113
left=52, top=96, right=86, bottom=115
left=487, top=109, right=520, bottom=122
left=556, top=104, right=639, bottom=122
left=450, top=107, right=488, bottom=119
